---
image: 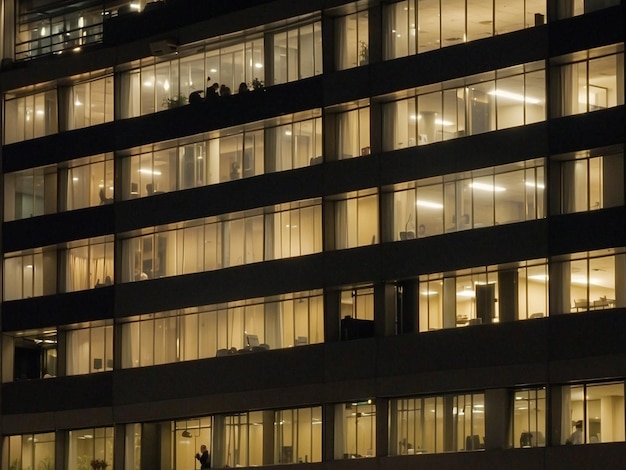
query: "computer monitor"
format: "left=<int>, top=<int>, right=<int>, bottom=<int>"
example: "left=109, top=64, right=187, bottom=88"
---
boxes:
left=246, top=334, right=260, bottom=347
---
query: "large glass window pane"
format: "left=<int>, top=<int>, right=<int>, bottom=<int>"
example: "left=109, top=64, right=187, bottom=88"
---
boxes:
left=418, top=0, right=440, bottom=53
left=468, top=0, right=493, bottom=42
left=416, top=183, right=444, bottom=237
left=417, top=91, right=442, bottom=144
left=468, top=80, right=496, bottom=134
left=336, top=401, right=376, bottom=459
left=526, top=69, right=546, bottom=124
left=68, top=427, right=114, bottom=470
left=441, top=0, right=465, bottom=48
left=562, top=382, right=625, bottom=445
left=495, top=74, right=525, bottom=129
left=472, top=174, right=495, bottom=228
left=513, top=388, right=546, bottom=448
left=494, top=169, right=525, bottom=224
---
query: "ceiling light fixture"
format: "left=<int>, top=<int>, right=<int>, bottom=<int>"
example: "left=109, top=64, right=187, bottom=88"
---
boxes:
left=470, top=182, right=506, bottom=192
left=416, top=199, right=443, bottom=209
left=488, top=89, right=540, bottom=104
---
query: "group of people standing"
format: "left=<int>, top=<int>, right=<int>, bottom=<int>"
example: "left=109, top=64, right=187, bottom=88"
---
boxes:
left=189, top=76, right=252, bottom=104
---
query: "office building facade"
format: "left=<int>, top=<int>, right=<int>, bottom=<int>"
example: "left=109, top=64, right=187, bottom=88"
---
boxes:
left=0, top=0, right=624, bottom=468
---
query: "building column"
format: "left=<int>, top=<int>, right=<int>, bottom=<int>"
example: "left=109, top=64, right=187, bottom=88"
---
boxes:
left=324, top=288, right=341, bottom=343
left=397, top=279, right=418, bottom=334
left=325, top=404, right=338, bottom=461
left=321, top=13, right=336, bottom=73
left=375, top=398, right=389, bottom=457
left=262, top=410, right=274, bottom=465
left=498, top=269, right=518, bottom=322
left=55, top=430, right=67, bottom=470
left=374, top=282, right=396, bottom=337
left=1, top=0, right=15, bottom=61
left=367, top=4, right=382, bottom=65
left=484, top=388, right=512, bottom=450
left=549, top=260, right=571, bottom=315
left=113, top=423, right=126, bottom=470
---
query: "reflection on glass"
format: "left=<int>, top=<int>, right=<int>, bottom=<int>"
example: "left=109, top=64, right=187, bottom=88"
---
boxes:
left=393, top=159, right=545, bottom=241
left=390, top=392, right=484, bottom=454
left=384, top=0, right=546, bottom=60
left=383, top=64, right=545, bottom=151
left=336, top=401, right=376, bottom=459
left=121, top=291, right=323, bottom=368
left=419, top=259, right=548, bottom=331
left=512, top=388, right=546, bottom=448
left=561, top=381, right=625, bottom=444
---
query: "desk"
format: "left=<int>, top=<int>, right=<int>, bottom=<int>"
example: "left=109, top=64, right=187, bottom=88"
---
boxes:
left=592, top=298, right=615, bottom=309
left=573, top=298, right=616, bottom=311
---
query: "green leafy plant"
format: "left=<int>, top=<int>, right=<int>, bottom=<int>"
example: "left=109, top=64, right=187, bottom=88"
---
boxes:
left=90, top=459, right=108, bottom=470
left=163, top=94, right=187, bottom=109
left=359, top=40, right=369, bottom=65
left=251, top=77, right=264, bottom=90
left=39, top=456, right=54, bottom=470
left=77, top=455, right=90, bottom=470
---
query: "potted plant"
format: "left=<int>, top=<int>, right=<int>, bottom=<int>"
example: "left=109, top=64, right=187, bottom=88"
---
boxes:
left=251, top=77, right=264, bottom=90
left=359, top=40, right=369, bottom=65
left=39, top=456, right=54, bottom=470
left=90, top=459, right=109, bottom=470
left=163, top=94, right=187, bottom=109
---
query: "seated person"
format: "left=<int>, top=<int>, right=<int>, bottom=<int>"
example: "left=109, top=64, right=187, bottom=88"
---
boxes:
left=189, top=90, right=203, bottom=104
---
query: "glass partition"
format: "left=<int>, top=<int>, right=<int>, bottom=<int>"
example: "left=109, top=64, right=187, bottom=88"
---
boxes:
left=271, top=22, right=322, bottom=85
left=335, top=400, right=376, bottom=459
left=419, top=259, right=549, bottom=331
left=4, top=329, right=58, bottom=381
left=120, top=290, right=323, bottom=368
left=68, top=74, right=114, bottom=130
left=390, top=392, right=485, bottom=455
left=121, top=111, right=320, bottom=200
left=335, top=10, right=369, bottom=69
left=68, top=427, right=114, bottom=470
left=553, top=248, right=625, bottom=313
left=558, top=150, right=624, bottom=213
left=120, top=198, right=322, bottom=282
left=274, top=407, right=323, bottom=464
left=554, top=44, right=624, bottom=117
left=512, top=388, right=546, bottom=448
left=340, top=287, right=374, bottom=321
left=66, top=324, right=114, bottom=376
left=383, top=62, right=545, bottom=150
left=120, top=34, right=264, bottom=117
left=173, top=418, right=212, bottom=470
left=3, top=247, right=56, bottom=301
left=266, top=116, right=323, bottom=172
left=384, top=0, right=546, bottom=60
left=171, top=407, right=321, bottom=469
left=15, top=0, right=129, bottom=61
left=119, top=19, right=321, bottom=118
left=391, top=159, right=545, bottom=240
left=4, top=88, right=58, bottom=144
left=331, top=190, right=379, bottom=249
left=65, top=154, right=115, bottom=210
left=4, top=165, right=57, bottom=221
left=62, top=236, right=114, bottom=292
left=335, top=103, right=371, bottom=159
left=5, top=432, right=55, bottom=470
left=3, top=153, right=113, bottom=221
left=560, top=381, right=625, bottom=444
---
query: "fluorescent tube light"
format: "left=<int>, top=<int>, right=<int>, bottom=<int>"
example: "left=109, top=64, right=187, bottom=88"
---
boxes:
left=416, top=199, right=443, bottom=209
left=488, top=89, right=540, bottom=104
left=470, top=182, right=506, bottom=192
